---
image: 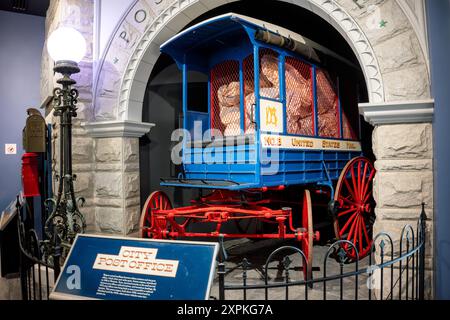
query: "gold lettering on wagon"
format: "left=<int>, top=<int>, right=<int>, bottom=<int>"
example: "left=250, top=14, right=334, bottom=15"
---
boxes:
left=322, top=141, right=341, bottom=149
left=346, top=142, right=358, bottom=150
left=264, top=136, right=282, bottom=147
left=291, top=138, right=313, bottom=148
left=265, top=107, right=279, bottom=127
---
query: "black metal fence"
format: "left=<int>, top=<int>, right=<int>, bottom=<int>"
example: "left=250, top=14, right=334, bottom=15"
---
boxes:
left=16, top=196, right=59, bottom=300
left=16, top=193, right=428, bottom=301
left=216, top=205, right=428, bottom=301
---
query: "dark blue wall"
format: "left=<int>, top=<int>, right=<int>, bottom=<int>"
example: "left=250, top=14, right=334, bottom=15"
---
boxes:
left=427, top=0, right=450, bottom=300
left=0, top=11, right=45, bottom=211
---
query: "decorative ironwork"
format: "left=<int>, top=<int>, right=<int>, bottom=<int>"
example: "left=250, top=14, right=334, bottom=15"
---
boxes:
left=16, top=196, right=56, bottom=300
left=42, top=61, right=86, bottom=262
left=216, top=207, right=428, bottom=300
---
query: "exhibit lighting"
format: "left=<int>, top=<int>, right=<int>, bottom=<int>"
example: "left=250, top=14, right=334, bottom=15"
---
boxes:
left=43, top=27, right=87, bottom=262
left=47, top=27, right=87, bottom=64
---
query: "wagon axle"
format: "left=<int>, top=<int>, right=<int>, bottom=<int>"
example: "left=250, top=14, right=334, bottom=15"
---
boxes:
left=143, top=200, right=319, bottom=242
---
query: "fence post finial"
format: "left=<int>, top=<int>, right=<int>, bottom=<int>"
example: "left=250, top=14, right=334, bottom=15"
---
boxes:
left=419, top=203, right=427, bottom=300
left=421, top=203, right=428, bottom=221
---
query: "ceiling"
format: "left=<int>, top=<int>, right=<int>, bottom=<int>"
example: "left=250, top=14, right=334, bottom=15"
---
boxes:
left=0, top=0, right=50, bottom=17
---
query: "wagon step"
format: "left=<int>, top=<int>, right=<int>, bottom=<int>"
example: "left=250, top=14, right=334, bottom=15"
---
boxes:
left=160, top=177, right=249, bottom=188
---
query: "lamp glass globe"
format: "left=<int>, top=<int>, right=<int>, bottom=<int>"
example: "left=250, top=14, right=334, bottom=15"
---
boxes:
left=47, top=27, right=86, bottom=63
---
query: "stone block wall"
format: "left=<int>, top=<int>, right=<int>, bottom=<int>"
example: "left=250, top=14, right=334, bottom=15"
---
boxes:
left=93, top=137, right=141, bottom=234
left=373, top=123, right=434, bottom=297
left=336, top=0, right=430, bottom=101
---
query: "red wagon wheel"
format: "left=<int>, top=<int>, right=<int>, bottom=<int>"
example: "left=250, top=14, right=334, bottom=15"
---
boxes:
left=333, top=157, right=376, bottom=261
left=301, top=190, right=313, bottom=281
left=140, top=191, right=172, bottom=238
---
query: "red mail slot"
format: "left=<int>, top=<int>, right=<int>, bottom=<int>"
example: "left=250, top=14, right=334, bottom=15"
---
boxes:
left=21, top=153, right=40, bottom=198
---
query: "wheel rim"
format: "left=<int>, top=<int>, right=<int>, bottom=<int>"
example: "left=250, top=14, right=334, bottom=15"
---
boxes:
left=140, top=191, right=172, bottom=238
left=301, top=190, right=313, bottom=281
left=333, top=157, right=376, bottom=260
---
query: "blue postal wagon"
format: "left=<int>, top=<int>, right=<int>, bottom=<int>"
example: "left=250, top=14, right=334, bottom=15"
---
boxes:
left=140, top=13, right=376, bottom=279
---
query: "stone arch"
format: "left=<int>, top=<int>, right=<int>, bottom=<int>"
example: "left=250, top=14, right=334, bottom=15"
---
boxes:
left=116, top=0, right=388, bottom=122
left=89, top=0, right=433, bottom=126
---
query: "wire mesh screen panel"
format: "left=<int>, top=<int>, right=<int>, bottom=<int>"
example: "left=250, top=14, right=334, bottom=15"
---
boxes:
left=285, top=56, right=314, bottom=136
left=316, top=68, right=340, bottom=138
left=243, top=54, right=255, bottom=134
left=243, top=49, right=283, bottom=134
left=339, top=76, right=359, bottom=140
left=211, top=60, right=241, bottom=136
left=259, top=48, right=281, bottom=101
left=342, top=111, right=358, bottom=140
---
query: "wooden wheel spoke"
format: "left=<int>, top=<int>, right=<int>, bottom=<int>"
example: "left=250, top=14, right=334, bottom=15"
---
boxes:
left=360, top=162, right=368, bottom=200
left=350, top=215, right=359, bottom=246
left=361, top=218, right=371, bottom=245
left=363, top=190, right=373, bottom=204
left=339, top=196, right=359, bottom=207
left=346, top=214, right=359, bottom=242
left=358, top=217, right=363, bottom=253
left=344, top=178, right=358, bottom=202
left=357, top=161, right=362, bottom=201
left=346, top=215, right=359, bottom=244
left=338, top=207, right=357, bottom=217
left=340, top=211, right=358, bottom=236
left=350, top=165, right=359, bottom=201
left=361, top=169, right=375, bottom=202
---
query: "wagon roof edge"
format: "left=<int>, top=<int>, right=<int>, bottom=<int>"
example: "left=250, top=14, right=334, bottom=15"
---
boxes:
left=160, top=12, right=359, bottom=70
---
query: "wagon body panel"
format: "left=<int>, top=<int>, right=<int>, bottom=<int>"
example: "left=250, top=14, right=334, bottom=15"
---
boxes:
left=161, top=142, right=361, bottom=190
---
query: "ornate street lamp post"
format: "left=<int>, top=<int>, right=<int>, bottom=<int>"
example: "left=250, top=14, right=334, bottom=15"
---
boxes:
left=43, top=27, right=87, bottom=260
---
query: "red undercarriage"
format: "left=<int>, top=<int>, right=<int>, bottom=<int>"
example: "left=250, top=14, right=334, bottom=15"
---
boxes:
left=141, top=189, right=320, bottom=242
left=140, top=157, right=376, bottom=269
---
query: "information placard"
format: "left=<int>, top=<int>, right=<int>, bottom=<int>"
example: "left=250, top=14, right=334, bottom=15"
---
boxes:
left=50, top=235, right=218, bottom=300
